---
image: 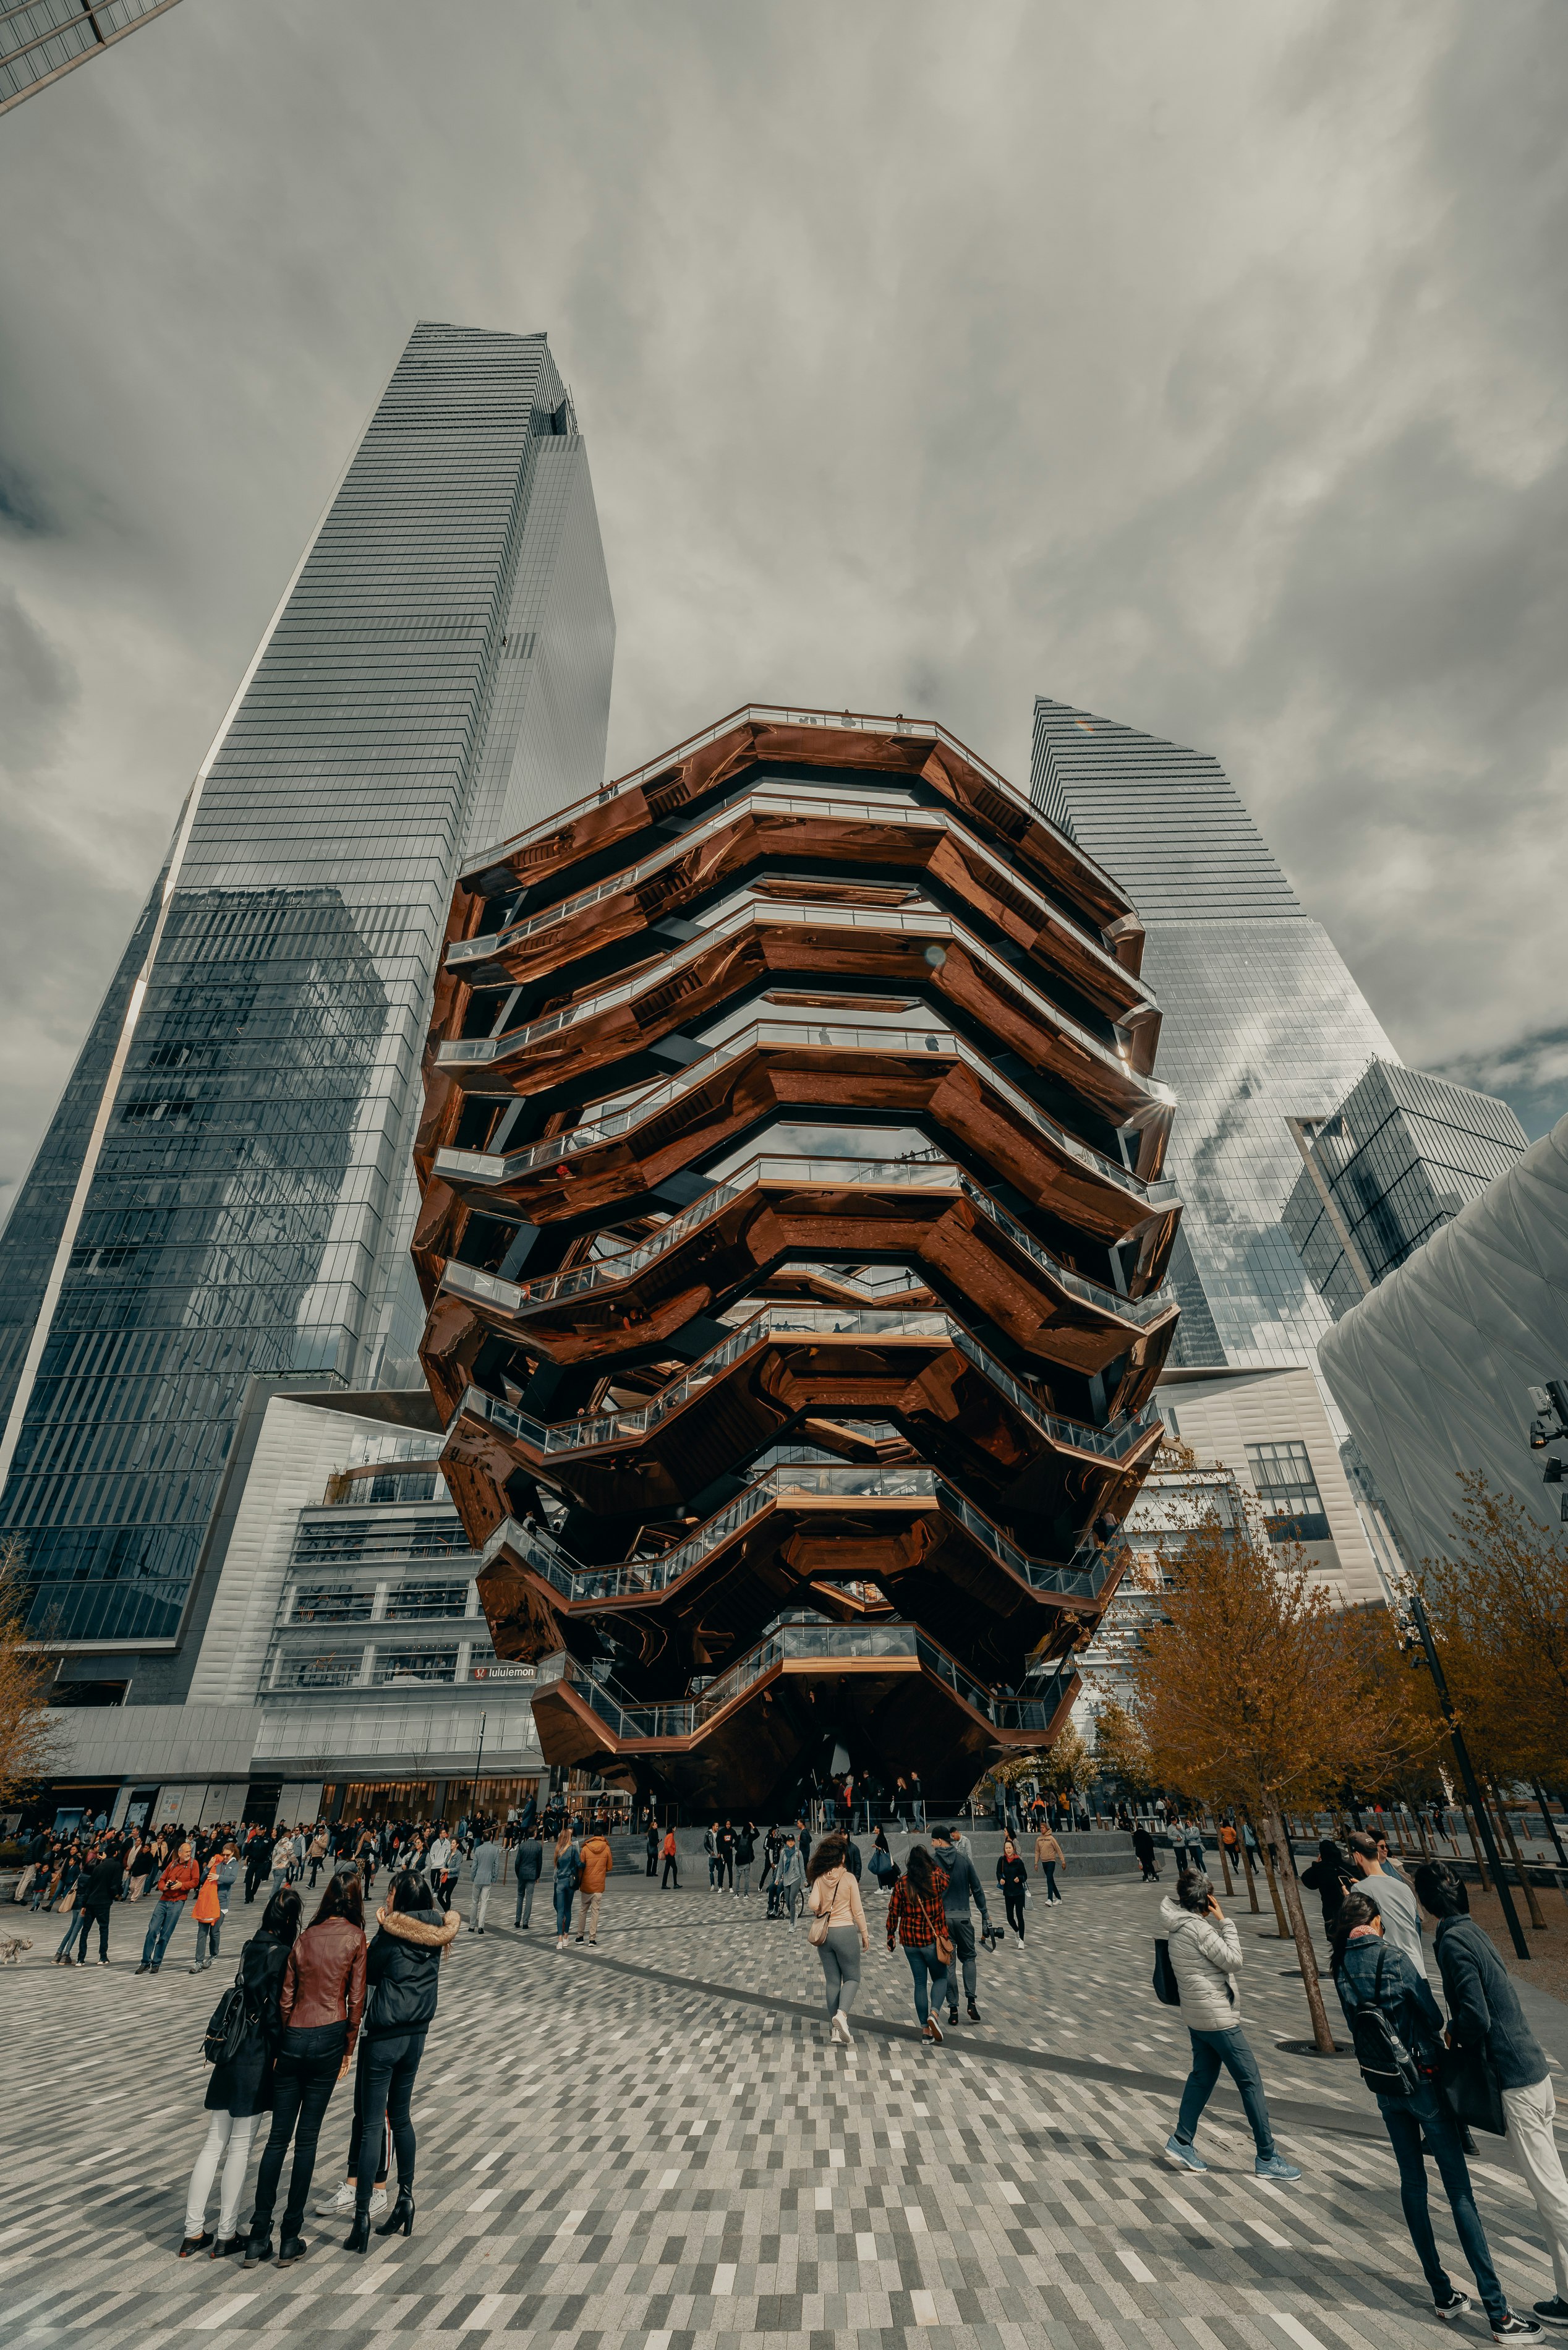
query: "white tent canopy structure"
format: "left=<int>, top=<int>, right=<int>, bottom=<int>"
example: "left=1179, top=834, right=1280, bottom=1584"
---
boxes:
left=1319, top=1114, right=1568, bottom=1564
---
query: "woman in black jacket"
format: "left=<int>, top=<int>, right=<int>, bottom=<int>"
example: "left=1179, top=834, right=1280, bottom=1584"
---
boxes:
left=1301, top=1840, right=1357, bottom=1931
left=995, top=1837, right=1029, bottom=1944
left=179, top=1887, right=301, bottom=2258
left=343, top=1872, right=459, bottom=2253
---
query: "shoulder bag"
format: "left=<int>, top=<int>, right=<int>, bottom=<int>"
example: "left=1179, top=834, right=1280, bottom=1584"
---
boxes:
left=1440, top=2041, right=1507, bottom=2135
left=202, top=1964, right=255, bottom=2067
left=808, top=1867, right=842, bottom=1946
left=1153, top=1938, right=1180, bottom=2006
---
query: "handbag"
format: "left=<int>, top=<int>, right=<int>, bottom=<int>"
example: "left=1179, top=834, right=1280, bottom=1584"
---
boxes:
left=1153, top=1938, right=1180, bottom=2006
left=808, top=1868, right=842, bottom=1946
left=1441, top=2041, right=1507, bottom=2135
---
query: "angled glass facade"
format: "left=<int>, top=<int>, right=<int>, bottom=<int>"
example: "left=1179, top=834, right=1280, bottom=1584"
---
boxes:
left=0, top=323, right=614, bottom=1649
left=1031, top=696, right=1398, bottom=1369
left=1, top=0, right=181, bottom=117
left=1284, top=1059, right=1527, bottom=1318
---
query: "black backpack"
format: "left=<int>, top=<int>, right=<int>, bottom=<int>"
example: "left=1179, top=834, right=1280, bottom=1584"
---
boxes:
left=202, top=1966, right=256, bottom=2067
left=1342, top=1948, right=1421, bottom=2099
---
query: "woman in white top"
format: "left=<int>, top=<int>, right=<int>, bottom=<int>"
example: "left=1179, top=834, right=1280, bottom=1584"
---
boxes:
left=805, top=1832, right=871, bottom=2047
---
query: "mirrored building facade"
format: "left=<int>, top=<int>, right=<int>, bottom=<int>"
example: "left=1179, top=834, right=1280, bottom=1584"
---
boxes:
left=1283, top=1059, right=1526, bottom=1320
left=1031, top=696, right=1398, bottom=1370
left=0, top=322, right=615, bottom=1661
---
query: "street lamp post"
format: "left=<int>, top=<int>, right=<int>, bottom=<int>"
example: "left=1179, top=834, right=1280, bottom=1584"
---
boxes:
left=1402, top=1589, right=1529, bottom=1962
left=469, top=1711, right=487, bottom=1826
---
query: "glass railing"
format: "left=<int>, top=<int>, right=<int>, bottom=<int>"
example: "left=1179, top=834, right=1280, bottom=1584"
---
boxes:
left=451, top=737, right=1140, bottom=988
left=456, top=1303, right=1163, bottom=1466
left=440, top=1152, right=1175, bottom=1331
left=435, top=1020, right=1175, bottom=1208
left=534, top=1620, right=1078, bottom=1745
left=441, top=890, right=1158, bottom=1106
left=480, top=1458, right=1125, bottom=1607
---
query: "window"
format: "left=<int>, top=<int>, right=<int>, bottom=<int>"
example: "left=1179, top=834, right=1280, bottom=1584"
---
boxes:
left=289, top=1586, right=374, bottom=1625
left=1246, top=1441, right=1332, bottom=1544
left=278, top=1650, right=363, bottom=1689
left=373, top=1647, right=459, bottom=1685
left=383, top=1581, right=471, bottom=1621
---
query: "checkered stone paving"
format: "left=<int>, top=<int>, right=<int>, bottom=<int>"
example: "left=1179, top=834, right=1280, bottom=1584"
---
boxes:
left=2, top=1868, right=1565, bottom=2349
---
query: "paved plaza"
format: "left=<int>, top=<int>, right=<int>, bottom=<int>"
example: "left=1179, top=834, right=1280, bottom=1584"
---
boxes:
left=3, top=1866, right=1567, bottom=2350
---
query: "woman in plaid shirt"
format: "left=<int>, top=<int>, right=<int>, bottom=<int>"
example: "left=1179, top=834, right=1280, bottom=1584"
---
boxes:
left=885, top=1845, right=951, bottom=2043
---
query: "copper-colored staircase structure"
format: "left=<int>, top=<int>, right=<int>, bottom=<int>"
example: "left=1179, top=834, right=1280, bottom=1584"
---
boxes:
left=412, top=706, right=1184, bottom=1811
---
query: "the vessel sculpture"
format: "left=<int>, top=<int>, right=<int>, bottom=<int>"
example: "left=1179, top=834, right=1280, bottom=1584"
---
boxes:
left=412, top=707, right=1183, bottom=1811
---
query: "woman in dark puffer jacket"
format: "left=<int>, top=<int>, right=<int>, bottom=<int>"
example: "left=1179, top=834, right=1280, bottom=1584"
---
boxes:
left=343, top=1871, right=459, bottom=2253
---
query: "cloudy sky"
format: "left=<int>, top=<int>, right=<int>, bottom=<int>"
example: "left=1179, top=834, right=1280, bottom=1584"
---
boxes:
left=1, top=0, right=1564, bottom=1213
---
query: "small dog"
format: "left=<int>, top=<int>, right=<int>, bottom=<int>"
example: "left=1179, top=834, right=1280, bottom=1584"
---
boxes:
left=0, top=1930, right=33, bottom=1965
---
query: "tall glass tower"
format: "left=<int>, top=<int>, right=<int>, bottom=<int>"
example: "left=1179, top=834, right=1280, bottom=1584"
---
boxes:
left=1031, top=696, right=1397, bottom=1369
left=0, top=323, right=615, bottom=1653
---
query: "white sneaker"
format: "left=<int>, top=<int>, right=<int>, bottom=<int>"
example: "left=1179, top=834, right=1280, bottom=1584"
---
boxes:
left=367, top=2187, right=388, bottom=2219
left=314, top=2180, right=356, bottom=2217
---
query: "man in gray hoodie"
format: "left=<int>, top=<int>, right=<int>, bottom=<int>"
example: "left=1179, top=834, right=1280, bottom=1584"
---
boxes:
left=931, top=1825, right=992, bottom=2025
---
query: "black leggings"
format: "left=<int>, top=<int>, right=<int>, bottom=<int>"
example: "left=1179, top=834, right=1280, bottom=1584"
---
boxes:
left=345, top=2040, right=391, bottom=2186
left=252, top=2043, right=342, bottom=2238
left=354, top=2028, right=427, bottom=2205
left=662, top=1856, right=678, bottom=1887
left=1003, top=1889, right=1026, bottom=1936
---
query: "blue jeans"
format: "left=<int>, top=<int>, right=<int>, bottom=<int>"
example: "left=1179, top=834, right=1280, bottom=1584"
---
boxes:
left=1381, top=2082, right=1505, bottom=2319
left=903, top=1942, right=948, bottom=2025
left=554, top=1884, right=574, bottom=1936
left=514, top=1878, right=536, bottom=1927
left=1175, top=2027, right=1274, bottom=2158
left=142, top=1899, right=185, bottom=1967
left=194, top=1918, right=223, bottom=1964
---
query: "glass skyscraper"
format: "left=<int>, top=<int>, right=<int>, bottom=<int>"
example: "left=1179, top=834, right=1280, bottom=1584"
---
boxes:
left=0, top=322, right=615, bottom=1656
left=1, top=0, right=181, bottom=117
left=1283, top=1059, right=1527, bottom=1319
left=1031, top=696, right=1397, bottom=1369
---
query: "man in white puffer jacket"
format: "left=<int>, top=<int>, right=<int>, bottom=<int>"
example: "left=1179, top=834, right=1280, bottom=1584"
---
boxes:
left=1160, top=1870, right=1301, bottom=2181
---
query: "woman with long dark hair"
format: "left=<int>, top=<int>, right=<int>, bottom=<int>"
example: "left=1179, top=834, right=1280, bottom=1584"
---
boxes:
left=341, top=1871, right=459, bottom=2251
left=552, top=1826, right=582, bottom=1949
left=885, top=1842, right=950, bottom=2044
left=806, top=1831, right=869, bottom=2048
left=243, top=1872, right=366, bottom=2269
left=179, top=1887, right=301, bottom=2259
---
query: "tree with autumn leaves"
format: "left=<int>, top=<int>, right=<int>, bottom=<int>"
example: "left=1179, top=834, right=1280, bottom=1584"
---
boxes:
left=1128, top=1490, right=1441, bottom=2053
left=0, top=1536, right=58, bottom=1810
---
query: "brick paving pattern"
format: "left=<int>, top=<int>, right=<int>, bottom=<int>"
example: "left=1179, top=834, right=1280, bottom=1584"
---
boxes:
left=2, top=1865, right=1564, bottom=2348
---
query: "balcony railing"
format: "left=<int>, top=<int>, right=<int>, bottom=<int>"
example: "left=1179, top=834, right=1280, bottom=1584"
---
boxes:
left=440, top=1150, right=1175, bottom=1333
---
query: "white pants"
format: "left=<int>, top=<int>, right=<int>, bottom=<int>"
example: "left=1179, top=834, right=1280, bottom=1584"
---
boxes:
left=185, top=2110, right=259, bottom=2240
left=474, top=1884, right=493, bottom=1928
left=1503, top=2076, right=1568, bottom=2299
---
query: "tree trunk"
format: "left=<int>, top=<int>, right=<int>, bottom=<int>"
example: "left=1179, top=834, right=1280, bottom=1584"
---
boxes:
left=1256, top=1821, right=1290, bottom=1936
left=1492, top=1786, right=1546, bottom=1931
left=1461, top=1802, right=1491, bottom=1890
left=1238, top=1830, right=1261, bottom=1912
left=1268, top=1810, right=1337, bottom=2054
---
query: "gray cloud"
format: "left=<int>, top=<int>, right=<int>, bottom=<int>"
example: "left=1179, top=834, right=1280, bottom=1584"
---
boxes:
left=0, top=0, right=1562, bottom=1190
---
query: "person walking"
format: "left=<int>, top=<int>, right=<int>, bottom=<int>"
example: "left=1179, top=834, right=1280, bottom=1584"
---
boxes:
left=807, top=1831, right=869, bottom=2046
left=268, top=1828, right=294, bottom=1900
left=1161, top=1869, right=1300, bottom=2182
left=1302, top=1839, right=1358, bottom=1933
left=426, top=1831, right=453, bottom=1911
left=306, top=1829, right=329, bottom=1891
left=188, top=1850, right=227, bottom=1973
left=138, top=1841, right=201, bottom=1975
left=1418, top=1862, right=1568, bottom=2329
left=179, top=1886, right=301, bottom=2259
left=467, top=1832, right=503, bottom=1934
left=577, top=1827, right=613, bottom=1944
left=997, top=1836, right=1028, bottom=1944
left=513, top=1826, right=543, bottom=1928
left=930, top=1824, right=992, bottom=2025
left=1334, top=1889, right=1537, bottom=2338
left=339, top=1873, right=459, bottom=2252
left=242, top=1832, right=269, bottom=1907
left=65, top=1843, right=124, bottom=1965
left=660, top=1827, right=679, bottom=1889
left=552, top=1826, right=582, bottom=1949
left=1347, top=1831, right=1426, bottom=1975
left=645, top=1822, right=659, bottom=1879
left=885, top=1843, right=950, bottom=2045
left=735, top=1823, right=756, bottom=1897
left=244, top=1873, right=367, bottom=2270
left=1132, top=1822, right=1160, bottom=1882
left=715, top=1820, right=735, bottom=1892
left=1035, top=1821, right=1067, bottom=1900
left=773, top=1833, right=806, bottom=1923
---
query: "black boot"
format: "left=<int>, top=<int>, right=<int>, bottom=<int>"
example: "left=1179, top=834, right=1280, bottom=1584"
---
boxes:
left=343, top=2203, right=371, bottom=2255
left=242, top=2229, right=273, bottom=2270
left=376, top=2187, right=415, bottom=2238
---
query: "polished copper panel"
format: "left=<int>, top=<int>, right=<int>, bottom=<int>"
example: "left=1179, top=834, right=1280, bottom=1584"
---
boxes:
left=412, top=707, right=1184, bottom=1810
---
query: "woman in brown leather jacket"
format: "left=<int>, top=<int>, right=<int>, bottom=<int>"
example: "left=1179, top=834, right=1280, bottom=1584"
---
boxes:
left=244, top=1872, right=367, bottom=2269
